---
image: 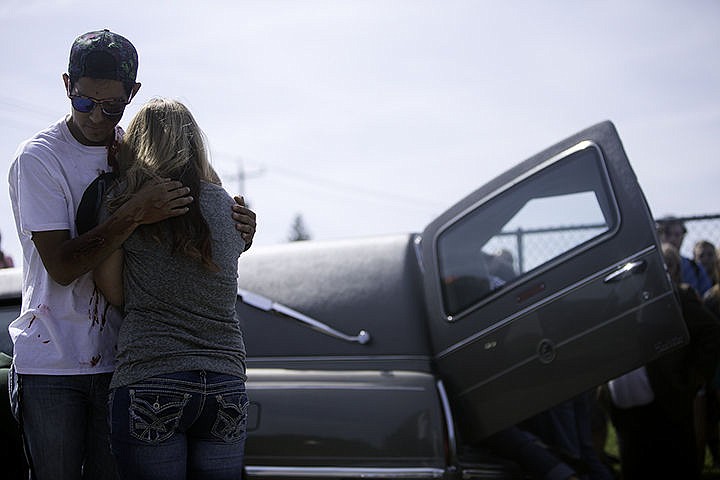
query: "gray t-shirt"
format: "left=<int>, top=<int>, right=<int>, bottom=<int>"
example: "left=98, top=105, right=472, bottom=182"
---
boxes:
left=110, top=182, right=246, bottom=389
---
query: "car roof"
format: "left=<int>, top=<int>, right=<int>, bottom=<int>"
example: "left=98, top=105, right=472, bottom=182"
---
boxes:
left=237, top=234, right=434, bottom=358
left=0, top=268, right=22, bottom=300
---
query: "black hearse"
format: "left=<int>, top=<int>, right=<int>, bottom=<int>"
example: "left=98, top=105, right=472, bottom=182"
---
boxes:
left=1, top=122, right=686, bottom=479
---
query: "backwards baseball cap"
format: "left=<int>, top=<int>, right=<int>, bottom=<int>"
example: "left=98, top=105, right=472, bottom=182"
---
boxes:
left=68, top=29, right=138, bottom=87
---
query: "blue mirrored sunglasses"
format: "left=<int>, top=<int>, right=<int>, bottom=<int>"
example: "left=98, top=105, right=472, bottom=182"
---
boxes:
left=68, top=93, right=132, bottom=117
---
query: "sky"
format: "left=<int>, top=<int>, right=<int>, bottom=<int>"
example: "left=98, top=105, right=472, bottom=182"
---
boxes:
left=1, top=0, right=719, bottom=265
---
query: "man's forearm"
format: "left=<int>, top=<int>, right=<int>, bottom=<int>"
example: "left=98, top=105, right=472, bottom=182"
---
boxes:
left=36, top=178, right=193, bottom=285
left=34, top=208, right=140, bottom=286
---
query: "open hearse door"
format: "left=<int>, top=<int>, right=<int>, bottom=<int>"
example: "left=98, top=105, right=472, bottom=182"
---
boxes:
left=420, top=121, right=688, bottom=442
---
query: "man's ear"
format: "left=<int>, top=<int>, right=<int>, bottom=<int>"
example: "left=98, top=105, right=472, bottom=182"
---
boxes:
left=62, top=73, right=71, bottom=93
left=131, top=82, right=141, bottom=99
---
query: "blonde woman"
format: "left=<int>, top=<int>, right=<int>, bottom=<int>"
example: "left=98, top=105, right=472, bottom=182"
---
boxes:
left=94, top=98, right=248, bottom=480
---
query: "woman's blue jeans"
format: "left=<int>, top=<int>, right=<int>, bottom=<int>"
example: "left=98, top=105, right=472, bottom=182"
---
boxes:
left=109, top=370, right=248, bottom=480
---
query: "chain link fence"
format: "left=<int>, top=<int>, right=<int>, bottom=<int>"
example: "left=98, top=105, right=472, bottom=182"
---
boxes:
left=489, top=214, right=720, bottom=274
left=672, top=214, right=720, bottom=259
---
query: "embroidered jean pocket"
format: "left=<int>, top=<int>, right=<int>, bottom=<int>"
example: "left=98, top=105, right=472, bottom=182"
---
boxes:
left=128, top=388, right=190, bottom=444
left=212, top=390, right=249, bottom=443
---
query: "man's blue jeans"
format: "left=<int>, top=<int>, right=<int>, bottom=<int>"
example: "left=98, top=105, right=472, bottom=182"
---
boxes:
left=109, top=370, right=248, bottom=480
left=14, top=371, right=118, bottom=480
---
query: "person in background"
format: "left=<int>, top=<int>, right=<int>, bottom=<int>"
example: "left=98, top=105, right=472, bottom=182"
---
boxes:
left=8, top=29, right=256, bottom=480
left=695, top=240, right=719, bottom=286
left=656, top=217, right=712, bottom=296
left=701, top=241, right=720, bottom=318
left=521, top=391, right=614, bottom=480
left=696, top=240, right=720, bottom=468
left=703, top=242, right=720, bottom=319
left=92, top=97, right=248, bottom=479
left=483, top=425, right=581, bottom=480
left=606, top=243, right=720, bottom=480
left=0, top=231, right=14, bottom=268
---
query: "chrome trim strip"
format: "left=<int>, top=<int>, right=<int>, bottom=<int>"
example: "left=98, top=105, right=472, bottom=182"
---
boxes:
left=436, top=245, right=657, bottom=359
left=246, top=466, right=445, bottom=479
left=248, top=384, right=427, bottom=391
left=436, top=379, right=458, bottom=464
left=413, top=234, right=425, bottom=274
left=462, top=468, right=515, bottom=479
left=247, top=354, right=432, bottom=363
left=239, top=288, right=371, bottom=345
left=456, top=284, right=676, bottom=397
left=429, top=141, right=623, bottom=323
left=441, top=142, right=606, bottom=230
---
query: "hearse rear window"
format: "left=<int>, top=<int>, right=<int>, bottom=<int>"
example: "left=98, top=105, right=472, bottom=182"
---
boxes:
left=437, top=143, right=618, bottom=320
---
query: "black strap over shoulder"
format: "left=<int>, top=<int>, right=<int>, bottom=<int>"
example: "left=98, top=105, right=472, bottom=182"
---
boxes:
left=75, top=171, right=117, bottom=235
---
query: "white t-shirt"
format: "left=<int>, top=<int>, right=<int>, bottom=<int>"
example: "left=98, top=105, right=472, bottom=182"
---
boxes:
left=8, top=116, right=122, bottom=375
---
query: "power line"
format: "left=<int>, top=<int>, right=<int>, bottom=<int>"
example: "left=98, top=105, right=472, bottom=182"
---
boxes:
left=0, top=96, right=61, bottom=118
left=213, top=150, right=445, bottom=212
left=215, top=157, right=266, bottom=196
left=273, top=164, right=445, bottom=210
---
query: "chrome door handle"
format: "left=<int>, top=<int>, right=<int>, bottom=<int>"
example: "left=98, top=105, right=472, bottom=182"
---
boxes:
left=603, top=260, right=647, bottom=283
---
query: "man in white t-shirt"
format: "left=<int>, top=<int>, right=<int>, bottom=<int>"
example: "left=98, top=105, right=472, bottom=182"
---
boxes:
left=8, top=29, right=256, bottom=480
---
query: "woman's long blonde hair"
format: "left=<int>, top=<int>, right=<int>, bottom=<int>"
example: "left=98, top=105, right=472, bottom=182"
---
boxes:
left=113, top=97, right=221, bottom=269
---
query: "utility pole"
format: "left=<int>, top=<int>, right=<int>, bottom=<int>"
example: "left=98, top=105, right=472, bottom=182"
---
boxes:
left=221, top=157, right=265, bottom=200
